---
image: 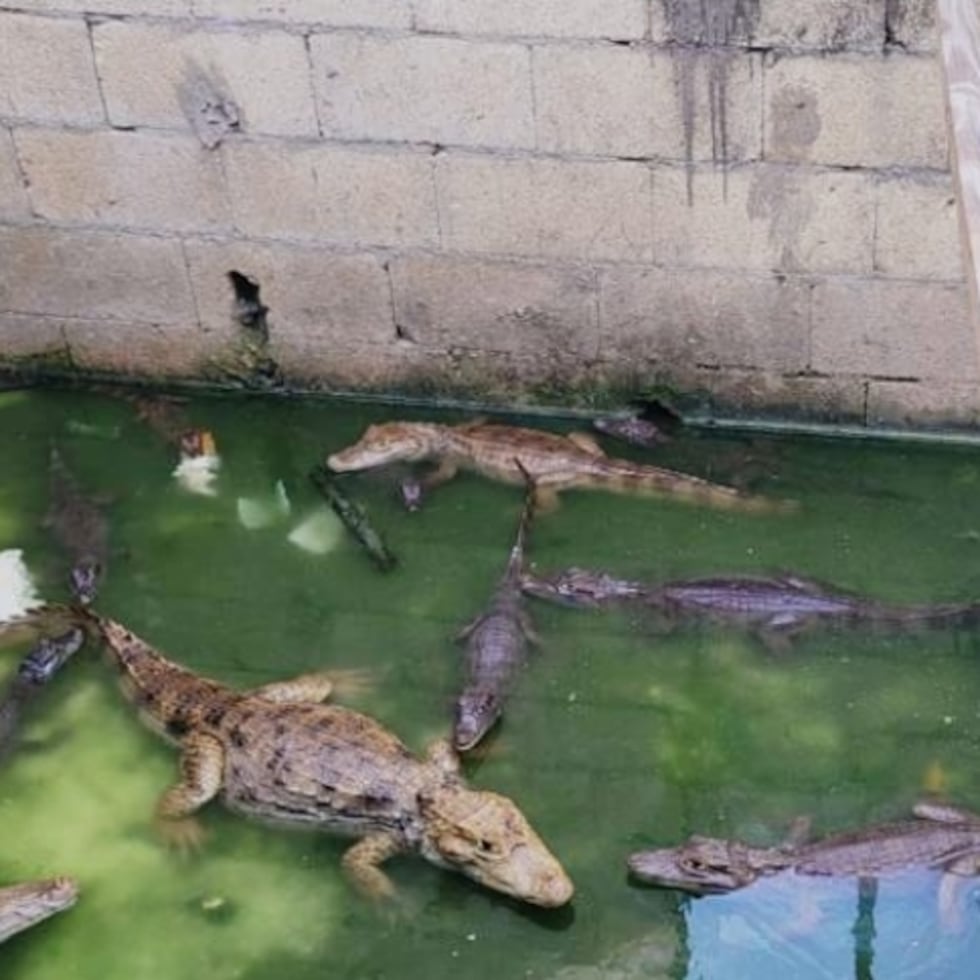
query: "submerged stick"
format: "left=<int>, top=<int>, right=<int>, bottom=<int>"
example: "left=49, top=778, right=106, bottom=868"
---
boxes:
left=308, top=465, right=398, bottom=572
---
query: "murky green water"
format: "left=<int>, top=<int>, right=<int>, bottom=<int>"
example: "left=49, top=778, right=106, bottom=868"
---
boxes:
left=2, top=387, right=980, bottom=979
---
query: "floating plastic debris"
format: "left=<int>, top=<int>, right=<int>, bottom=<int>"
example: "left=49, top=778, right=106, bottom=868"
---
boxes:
left=0, top=550, right=42, bottom=620
left=174, top=453, right=222, bottom=497
left=236, top=480, right=291, bottom=529
left=287, top=507, right=343, bottom=555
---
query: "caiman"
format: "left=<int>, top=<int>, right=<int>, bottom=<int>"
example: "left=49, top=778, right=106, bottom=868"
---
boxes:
left=0, top=877, right=78, bottom=944
left=453, top=463, right=538, bottom=752
left=327, top=420, right=796, bottom=515
left=64, top=606, right=573, bottom=908
left=628, top=802, right=980, bottom=896
left=0, top=627, right=86, bottom=764
left=521, top=569, right=980, bottom=650
left=45, top=447, right=109, bottom=604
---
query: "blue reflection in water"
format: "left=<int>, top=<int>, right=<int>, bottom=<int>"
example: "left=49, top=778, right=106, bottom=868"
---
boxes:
left=679, top=871, right=980, bottom=980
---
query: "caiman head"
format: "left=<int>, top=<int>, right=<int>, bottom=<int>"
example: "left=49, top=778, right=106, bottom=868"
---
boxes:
left=418, top=785, right=574, bottom=907
left=69, top=556, right=102, bottom=605
left=17, top=628, right=86, bottom=685
left=453, top=688, right=502, bottom=752
left=521, top=567, right=643, bottom=608
left=627, top=836, right=765, bottom=895
left=327, top=423, right=446, bottom=472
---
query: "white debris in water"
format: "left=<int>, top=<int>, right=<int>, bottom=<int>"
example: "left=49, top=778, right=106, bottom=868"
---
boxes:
left=174, top=453, right=222, bottom=497
left=0, top=549, right=42, bottom=619
left=287, top=507, right=343, bottom=555
left=237, top=480, right=291, bottom=529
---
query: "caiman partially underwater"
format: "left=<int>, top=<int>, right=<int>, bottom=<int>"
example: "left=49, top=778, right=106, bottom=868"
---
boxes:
left=0, top=627, right=86, bottom=764
left=52, top=605, right=573, bottom=908
left=0, top=878, right=78, bottom=944
left=327, top=420, right=795, bottom=515
left=521, top=569, right=980, bottom=649
left=45, top=447, right=109, bottom=604
left=453, top=464, right=538, bottom=751
left=628, top=801, right=980, bottom=896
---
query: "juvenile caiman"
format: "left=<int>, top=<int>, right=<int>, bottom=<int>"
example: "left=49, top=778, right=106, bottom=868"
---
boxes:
left=521, top=569, right=980, bottom=649
left=63, top=606, right=573, bottom=908
left=327, top=420, right=796, bottom=515
left=45, top=447, right=109, bottom=604
left=0, top=877, right=78, bottom=944
left=628, top=802, right=980, bottom=895
left=0, top=627, right=86, bottom=764
left=453, top=464, right=537, bottom=751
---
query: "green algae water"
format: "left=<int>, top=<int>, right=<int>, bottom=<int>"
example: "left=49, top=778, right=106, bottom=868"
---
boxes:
left=2, top=387, right=980, bottom=980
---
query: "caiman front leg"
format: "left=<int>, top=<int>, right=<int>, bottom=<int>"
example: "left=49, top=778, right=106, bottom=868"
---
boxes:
left=419, top=459, right=459, bottom=494
left=424, top=737, right=461, bottom=779
left=156, top=731, right=224, bottom=852
left=341, top=832, right=405, bottom=902
left=251, top=669, right=374, bottom=704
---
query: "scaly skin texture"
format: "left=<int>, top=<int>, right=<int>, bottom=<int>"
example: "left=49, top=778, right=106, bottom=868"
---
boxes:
left=453, top=477, right=537, bottom=751
left=628, top=802, right=980, bottom=896
left=45, top=447, right=109, bottom=604
left=522, top=570, right=980, bottom=651
left=0, top=878, right=78, bottom=944
left=77, top=609, right=573, bottom=908
left=327, top=421, right=796, bottom=515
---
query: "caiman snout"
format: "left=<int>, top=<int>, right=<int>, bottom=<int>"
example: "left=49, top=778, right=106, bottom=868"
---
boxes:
left=69, top=557, right=102, bottom=605
left=328, top=423, right=429, bottom=472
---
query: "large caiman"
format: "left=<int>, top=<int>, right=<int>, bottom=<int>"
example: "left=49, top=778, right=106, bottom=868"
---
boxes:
left=45, top=447, right=109, bottom=604
left=521, top=569, right=980, bottom=650
left=53, top=604, right=573, bottom=908
left=0, top=627, right=86, bottom=764
left=628, top=801, right=980, bottom=896
left=453, top=464, right=537, bottom=752
left=327, top=420, right=796, bottom=515
left=0, top=877, right=78, bottom=944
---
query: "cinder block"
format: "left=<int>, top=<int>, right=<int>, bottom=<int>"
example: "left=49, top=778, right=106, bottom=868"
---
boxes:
left=649, top=49, right=763, bottom=162
left=0, top=226, right=196, bottom=324
left=811, top=278, right=976, bottom=380
left=437, top=154, right=653, bottom=261
left=93, top=21, right=318, bottom=138
left=183, top=240, right=394, bottom=348
left=754, top=0, right=885, bottom=49
left=651, top=165, right=874, bottom=274
left=193, top=0, right=411, bottom=28
left=533, top=45, right=655, bottom=157
left=16, top=129, right=232, bottom=234
left=0, top=129, right=30, bottom=220
left=389, top=255, right=599, bottom=359
left=887, top=0, right=938, bottom=52
left=310, top=34, right=533, bottom=149
left=413, top=0, right=646, bottom=40
left=599, top=267, right=810, bottom=372
left=0, top=314, right=70, bottom=359
left=66, top=320, right=215, bottom=377
left=867, top=379, right=980, bottom=427
left=875, top=175, right=964, bottom=280
left=222, top=141, right=439, bottom=247
left=0, top=13, right=102, bottom=124
left=11, top=1, right=190, bottom=12
left=765, top=54, right=948, bottom=168
left=271, top=337, right=428, bottom=389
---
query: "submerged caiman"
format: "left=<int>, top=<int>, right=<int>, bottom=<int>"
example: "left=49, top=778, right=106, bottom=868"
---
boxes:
left=45, top=447, right=109, bottom=604
left=629, top=801, right=980, bottom=895
left=0, top=627, right=86, bottom=764
left=521, top=569, right=980, bottom=649
left=327, top=420, right=796, bottom=515
left=453, top=466, right=537, bottom=751
left=0, top=877, right=78, bottom=944
left=52, top=605, right=573, bottom=908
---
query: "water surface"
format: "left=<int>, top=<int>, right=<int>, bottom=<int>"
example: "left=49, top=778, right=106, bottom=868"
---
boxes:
left=2, top=388, right=980, bottom=979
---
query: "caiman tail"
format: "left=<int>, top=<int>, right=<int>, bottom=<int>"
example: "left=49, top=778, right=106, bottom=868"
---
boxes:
left=507, top=459, right=537, bottom=583
left=860, top=600, right=980, bottom=633
left=592, top=458, right=798, bottom=515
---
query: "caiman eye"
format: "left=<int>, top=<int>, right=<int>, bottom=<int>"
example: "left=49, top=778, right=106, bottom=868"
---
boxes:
left=478, top=839, right=498, bottom=855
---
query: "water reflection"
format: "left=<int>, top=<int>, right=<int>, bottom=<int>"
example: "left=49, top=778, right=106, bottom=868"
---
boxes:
left=676, top=871, right=980, bottom=980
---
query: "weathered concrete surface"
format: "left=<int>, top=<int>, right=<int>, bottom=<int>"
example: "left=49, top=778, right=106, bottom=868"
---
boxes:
left=0, top=0, right=974, bottom=431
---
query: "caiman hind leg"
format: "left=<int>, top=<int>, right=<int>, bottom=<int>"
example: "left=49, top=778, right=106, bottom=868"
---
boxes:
left=424, top=737, right=461, bottom=779
left=155, top=731, right=224, bottom=852
left=251, top=669, right=374, bottom=704
left=341, top=832, right=405, bottom=902
left=532, top=485, right=561, bottom=515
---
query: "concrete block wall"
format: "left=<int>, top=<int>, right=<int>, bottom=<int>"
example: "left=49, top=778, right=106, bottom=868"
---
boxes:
left=0, top=0, right=974, bottom=427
